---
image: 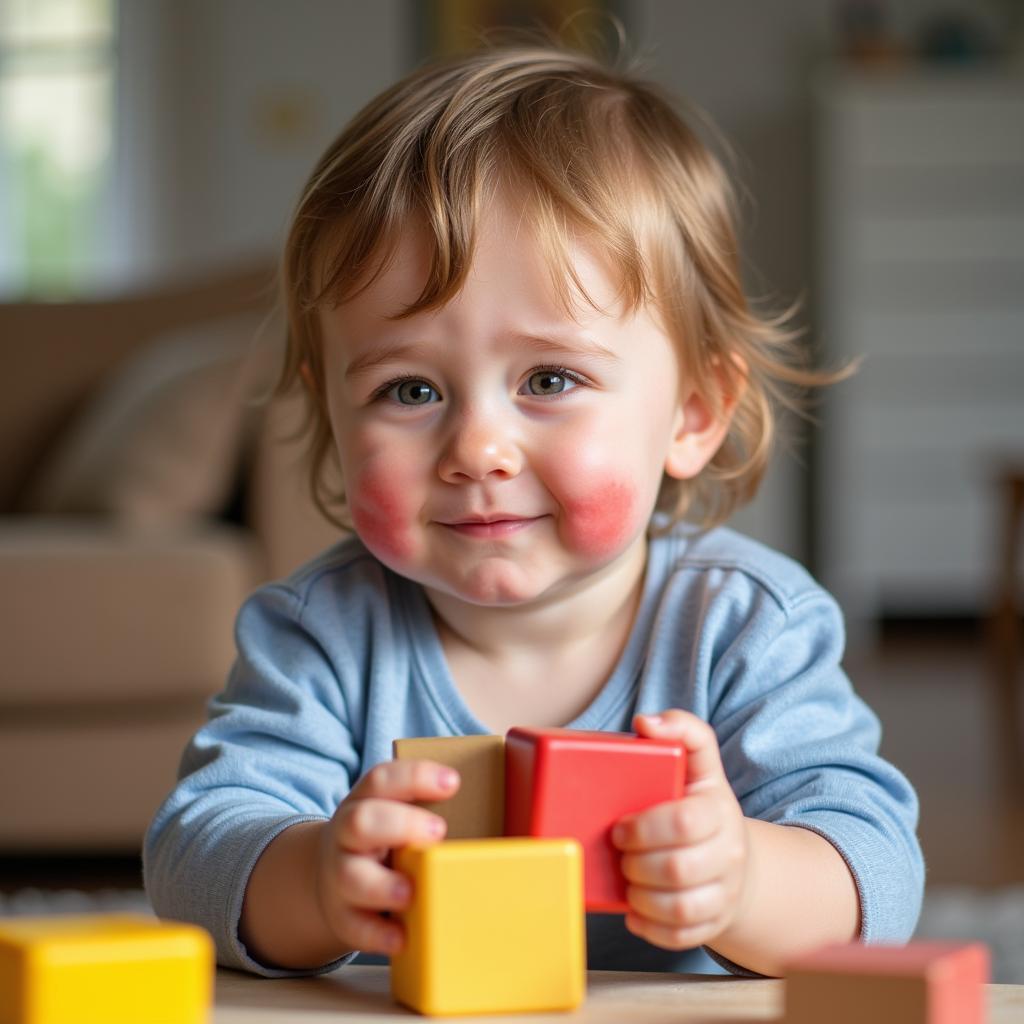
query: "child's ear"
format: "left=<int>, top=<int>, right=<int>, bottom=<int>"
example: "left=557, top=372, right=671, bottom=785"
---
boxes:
left=299, top=360, right=316, bottom=394
left=664, top=357, right=746, bottom=481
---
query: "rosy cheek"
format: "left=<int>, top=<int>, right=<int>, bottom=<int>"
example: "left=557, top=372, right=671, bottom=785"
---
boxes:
left=561, top=477, right=639, bottom=558
left=349, top=469, right=416, bottom=563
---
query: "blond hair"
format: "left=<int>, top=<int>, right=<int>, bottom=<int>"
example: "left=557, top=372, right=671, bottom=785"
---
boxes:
left=279, top=41, right=840, bottom=532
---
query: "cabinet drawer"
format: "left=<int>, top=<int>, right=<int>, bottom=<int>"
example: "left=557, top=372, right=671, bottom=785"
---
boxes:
left=859, top=260, right=1024, bottom=309
left=851, top=164, right=1024, bottom=219
left=836, top=78, right=1024, bottom=167
left=857, top=214, right=1024, bottom=264
left=857, top=403, right=1024, bottom=454
left=854, top=352, right=1024, bottom=404
left=855, top=310, right=1024, bottom=357
left=861, top=495, right=994, bottom=608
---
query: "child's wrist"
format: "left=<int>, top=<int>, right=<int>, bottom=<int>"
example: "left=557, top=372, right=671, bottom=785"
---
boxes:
left=719, top=815, right=756, bottom=941
left=729, top=819, right=761, bottom=933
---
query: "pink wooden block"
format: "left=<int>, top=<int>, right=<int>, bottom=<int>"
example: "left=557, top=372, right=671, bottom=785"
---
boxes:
left=785, top=941, right=990, bottom=1024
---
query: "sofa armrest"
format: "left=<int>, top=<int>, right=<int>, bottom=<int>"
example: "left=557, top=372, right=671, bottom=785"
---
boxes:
left=249, top=389, right=346, bottom=579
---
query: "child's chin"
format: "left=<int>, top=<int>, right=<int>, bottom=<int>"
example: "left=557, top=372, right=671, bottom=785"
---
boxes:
left=445, top=567, right=550, bottom=607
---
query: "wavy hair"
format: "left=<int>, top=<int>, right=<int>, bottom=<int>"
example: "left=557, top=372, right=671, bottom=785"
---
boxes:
left=278, top=40, right=844, bottom=531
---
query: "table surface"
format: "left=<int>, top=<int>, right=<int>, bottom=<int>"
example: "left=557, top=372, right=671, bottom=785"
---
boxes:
left=215, top=965, right=1024, bottom=1023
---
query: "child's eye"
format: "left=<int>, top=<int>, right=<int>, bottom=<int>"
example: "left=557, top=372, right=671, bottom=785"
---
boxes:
left=521, top=367, right=584, bottom=397
left=376, top=377, right=441, bottom=405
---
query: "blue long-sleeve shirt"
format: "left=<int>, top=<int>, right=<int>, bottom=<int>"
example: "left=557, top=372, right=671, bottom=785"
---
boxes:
left=144, top=523, right=923, bottom=977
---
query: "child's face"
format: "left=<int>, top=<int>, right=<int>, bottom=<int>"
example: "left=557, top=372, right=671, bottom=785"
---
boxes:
left=317, top=195, right=725, bottom=608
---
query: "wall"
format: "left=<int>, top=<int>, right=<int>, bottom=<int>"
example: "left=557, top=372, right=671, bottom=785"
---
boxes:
left=106, top=0, right=830, bottom=557
left=628, top=2, right=834, bottom=557
left=110, top=0, right=1010, bottom=561
left=111, top=0, right=407, bottom=286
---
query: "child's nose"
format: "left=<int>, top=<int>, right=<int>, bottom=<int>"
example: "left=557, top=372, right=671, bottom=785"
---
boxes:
left=437, top=410, right=523, bottom=483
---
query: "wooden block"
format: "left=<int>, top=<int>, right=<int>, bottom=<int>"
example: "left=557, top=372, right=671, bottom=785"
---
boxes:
left=393, top=734, right=505, bottom=839
left=785, top=941, right=990, bottom=1024
left=391, top=837, right=585, bottom=1016
left=0, top=913, right=213, bottom=1024
left=504, top=727, right=686, bottom=913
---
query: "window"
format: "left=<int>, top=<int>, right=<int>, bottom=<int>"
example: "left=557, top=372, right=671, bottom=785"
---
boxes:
left=0, top=0, right=116, bottom=298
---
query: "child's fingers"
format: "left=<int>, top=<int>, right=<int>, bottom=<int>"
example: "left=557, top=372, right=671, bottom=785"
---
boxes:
left=619, top=844, right=719, bottom=890
left=612, top=791, right=719, bottom=852
left=625, top=880, right=724, bottom=931
left=624, top=910, right=720, bottom=953
left=349, top=758, right=460, bottom=804
left=334, top=905, right=406, bottom=958
left=633, top=710, right=724, bottom=788
left=335, top=797, right=447, bottom=853
left=332, top=853, right=414, bottom=913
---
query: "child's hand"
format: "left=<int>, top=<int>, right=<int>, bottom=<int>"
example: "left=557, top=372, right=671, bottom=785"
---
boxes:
left=316, top=759, right=459, bottom=957
left=611, top=710, right=749, bottom=952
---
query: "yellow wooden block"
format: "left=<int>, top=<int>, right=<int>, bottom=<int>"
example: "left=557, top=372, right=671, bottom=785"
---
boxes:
left=392, top=837, right=585, bottom=1016
left=393, top=734, right=505, bottom=839
left=0, top=914, right=214, bottom=1024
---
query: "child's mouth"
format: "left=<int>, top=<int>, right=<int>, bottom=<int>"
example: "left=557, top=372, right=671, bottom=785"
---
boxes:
left=441, top=516, right=542, bottom=539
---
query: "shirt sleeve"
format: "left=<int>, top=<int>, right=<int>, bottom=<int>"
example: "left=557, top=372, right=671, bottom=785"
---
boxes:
left=700, top=574, right=924, bottom=975
left=143, top=582, right=362, bottom=976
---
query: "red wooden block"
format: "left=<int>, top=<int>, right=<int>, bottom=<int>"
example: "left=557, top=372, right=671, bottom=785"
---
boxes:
left=504, top=727, right=686, bottom=913
left=785, top=941, right=990, bottom=1024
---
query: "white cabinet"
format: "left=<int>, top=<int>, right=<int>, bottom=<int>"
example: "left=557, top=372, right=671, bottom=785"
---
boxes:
left=813, top=67, right=1024, bottom=627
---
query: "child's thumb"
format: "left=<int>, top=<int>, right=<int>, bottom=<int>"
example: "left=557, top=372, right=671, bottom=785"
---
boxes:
left=633, top=709, right=724, bottom=787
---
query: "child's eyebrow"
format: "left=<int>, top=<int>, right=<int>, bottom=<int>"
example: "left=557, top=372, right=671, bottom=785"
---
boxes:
left=344, top=330, right=620, bottom=380
left=509, top=330, right=621, bottom=366
left=344, top=340, right=431, bottom=380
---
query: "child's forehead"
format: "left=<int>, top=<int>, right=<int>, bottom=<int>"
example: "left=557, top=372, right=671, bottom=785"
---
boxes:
left=325, top=197, right=629, bottom=330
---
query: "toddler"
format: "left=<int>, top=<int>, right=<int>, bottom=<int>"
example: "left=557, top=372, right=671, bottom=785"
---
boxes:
left=144, top=41, right=923, bottom=980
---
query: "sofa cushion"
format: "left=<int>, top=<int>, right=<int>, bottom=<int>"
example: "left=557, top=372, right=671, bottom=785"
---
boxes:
left=0, top=521, right=260, bottom=706
left=0, top=713, right=209, bottom=850
left=250, top=387, right=347, bottom=578
left=22, top=313, right=275, bottom=529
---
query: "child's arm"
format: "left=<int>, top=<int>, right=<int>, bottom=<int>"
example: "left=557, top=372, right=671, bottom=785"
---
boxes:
left=239, top=759, right=459, bottom=970
left=612, top=710, right=860, bottom=978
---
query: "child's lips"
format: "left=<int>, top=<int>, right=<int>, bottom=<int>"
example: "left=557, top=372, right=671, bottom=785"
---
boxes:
left=439, top=515, right=544, bottom=539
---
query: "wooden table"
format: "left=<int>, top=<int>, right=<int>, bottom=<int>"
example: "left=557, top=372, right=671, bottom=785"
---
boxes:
left=215, top=965, right=1024, bottom=1022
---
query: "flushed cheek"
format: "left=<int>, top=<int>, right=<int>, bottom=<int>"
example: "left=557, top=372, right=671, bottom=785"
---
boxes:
left=348, top=465, right=418, bottom=563
left=561, top=476, right=640, bottom=558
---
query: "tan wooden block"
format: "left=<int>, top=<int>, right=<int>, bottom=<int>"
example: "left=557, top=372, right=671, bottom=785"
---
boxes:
left=392, top=734, right=505, bottom=839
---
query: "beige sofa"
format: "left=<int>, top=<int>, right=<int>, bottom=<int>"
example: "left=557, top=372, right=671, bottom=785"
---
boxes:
left=0, top=264, right=342, bottom=852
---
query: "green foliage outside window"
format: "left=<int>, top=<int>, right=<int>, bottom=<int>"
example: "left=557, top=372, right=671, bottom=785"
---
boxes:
left=0, top=0, right=115, bottom=298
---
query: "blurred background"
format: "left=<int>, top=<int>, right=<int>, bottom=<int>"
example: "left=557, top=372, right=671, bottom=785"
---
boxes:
left=0, top=0, right=1022, bottom=979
